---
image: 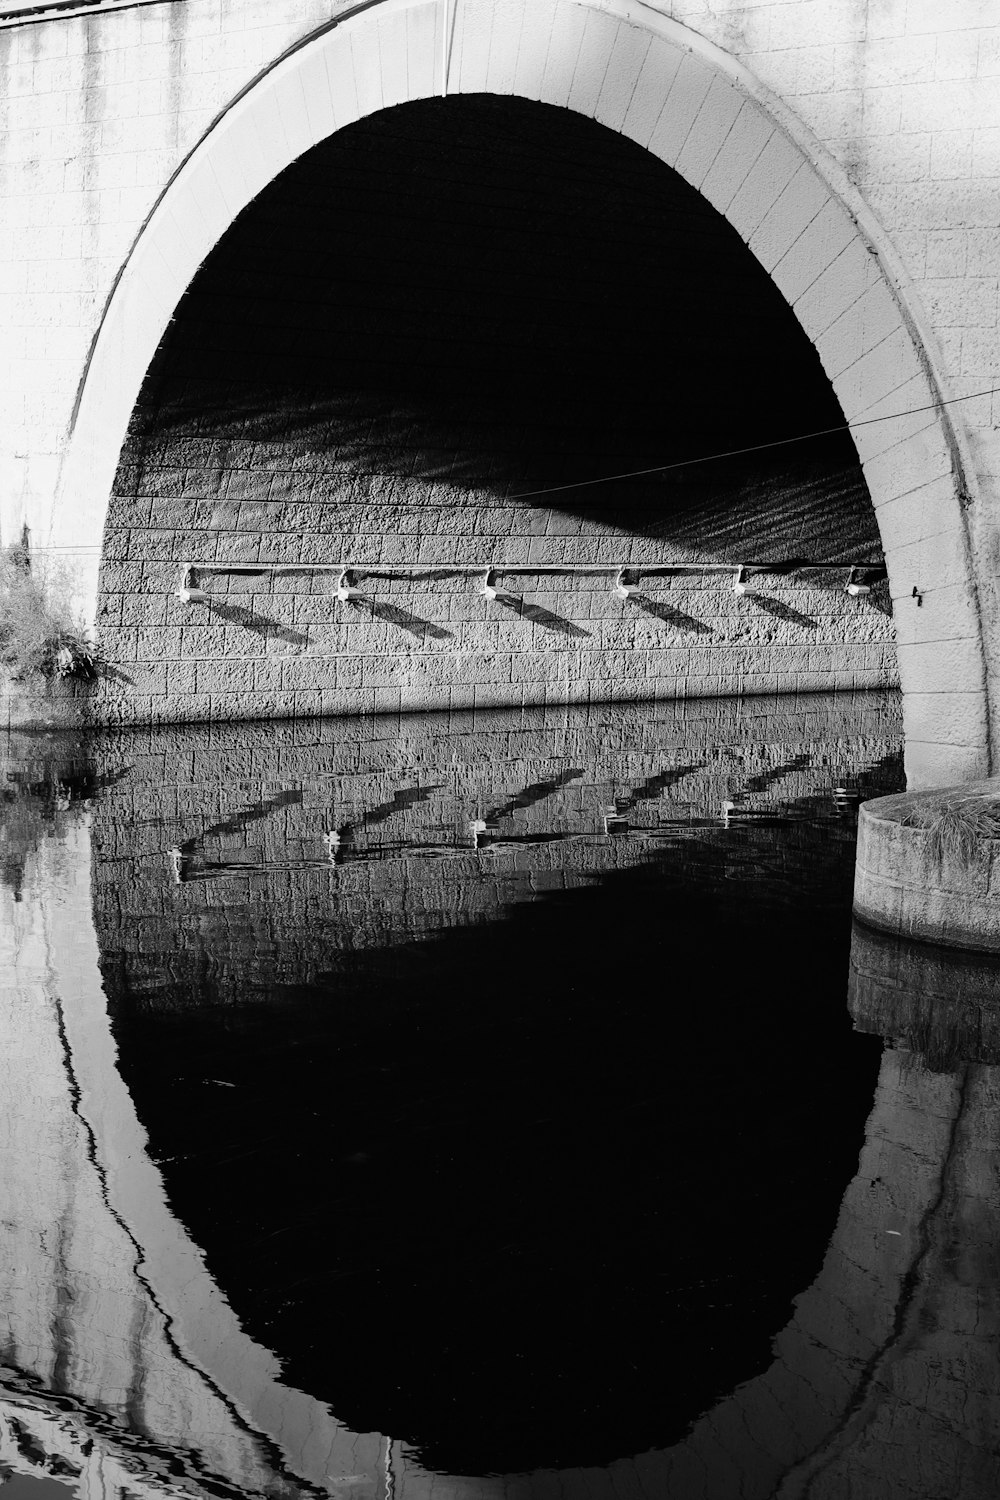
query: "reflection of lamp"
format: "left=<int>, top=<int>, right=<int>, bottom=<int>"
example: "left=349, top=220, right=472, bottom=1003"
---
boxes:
left=168, top=847, right=184, bottom=884
left=732, top=566, right=748, bottom=597
left=833, top=784, right=860, bottom=816
left=470, top=817, right=499, bottom=849
left=602, top=805, right=629, bottom=835
left=481, top=567, right=497, bottom=601
left=845, top=566, right=870, bottom=597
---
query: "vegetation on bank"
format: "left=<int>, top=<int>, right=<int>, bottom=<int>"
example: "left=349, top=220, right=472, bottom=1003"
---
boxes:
left=0, top=542, right=98, bottom=685
left=902, top=787, right=1000, bottom=868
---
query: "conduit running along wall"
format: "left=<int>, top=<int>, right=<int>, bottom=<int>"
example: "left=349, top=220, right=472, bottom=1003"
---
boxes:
left=100, top=95, right=895, bottom=727
left=46, top=0, right=987, bottom=783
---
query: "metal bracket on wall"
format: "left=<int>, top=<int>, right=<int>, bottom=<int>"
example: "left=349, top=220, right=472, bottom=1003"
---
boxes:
left=174, top=565, right=208, bottom=604
left=614, top=566, right=639, bottom=598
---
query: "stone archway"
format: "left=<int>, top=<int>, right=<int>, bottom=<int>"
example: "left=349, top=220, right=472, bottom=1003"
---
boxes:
left=55, top=0, right=991, bottom=787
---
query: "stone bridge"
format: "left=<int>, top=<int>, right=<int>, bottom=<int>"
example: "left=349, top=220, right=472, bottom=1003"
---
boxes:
left=2, top=0, right=1000, bottom=786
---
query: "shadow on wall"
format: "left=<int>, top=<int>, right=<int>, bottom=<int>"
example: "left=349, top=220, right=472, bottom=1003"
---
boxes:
left=115, top=95, right=881, bottom=569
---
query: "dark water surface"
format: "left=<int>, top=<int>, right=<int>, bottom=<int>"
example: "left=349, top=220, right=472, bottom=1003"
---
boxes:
left=3, top=693, right=999, bottom=1499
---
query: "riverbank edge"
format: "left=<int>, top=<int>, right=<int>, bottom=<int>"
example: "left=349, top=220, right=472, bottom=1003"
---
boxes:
left=855, top=784, right=1000, bottom=953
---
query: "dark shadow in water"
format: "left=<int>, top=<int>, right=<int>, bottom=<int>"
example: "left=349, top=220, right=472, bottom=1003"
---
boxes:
left=206, top=598, right=309, bottom=648
left=485, top=768, right=585, bottom=823
left=493, top=592, right=590, bottom=639
left=742, top=754, right=812, bottom=799
left=107, top=807, right=883, bottom=1477
left=750, top=594, right=818, bottom=629
left=178, top=789, right=303, bottom=856
left=343, top=783, right=444, bottom=833
left=627, top=594, right=714, bottom=634
left=350, top=596, right=453, bottom=641
left=620, top=761, right=705, bottom=807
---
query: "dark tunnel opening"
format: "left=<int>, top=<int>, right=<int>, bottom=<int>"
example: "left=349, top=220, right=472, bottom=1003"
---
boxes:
left=118, top=93, right=881, bottom=566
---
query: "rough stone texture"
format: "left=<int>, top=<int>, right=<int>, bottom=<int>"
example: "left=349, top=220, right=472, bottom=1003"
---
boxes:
left=1, top=0, right=998, bottom=776
left=854, top=777, right=1000, bottom=950
left=87, top=94, right=896, bottom=727
left=84, top=692, right=903, bottom=996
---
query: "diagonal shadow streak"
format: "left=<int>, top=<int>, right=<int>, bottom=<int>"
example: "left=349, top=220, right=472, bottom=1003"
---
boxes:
left=750, top=595, right=818, bottom=629
left=494, top=592, right=590, bottom=639
left=350, top=596, right=452, bottom=641
left=206, top=598, right=309, bottom=647
left=741, top=753, right=812, bottom=799
left=620, top=761, right=706, bottom=809
left=485, top=768, right=585, bottom=824
left=339, top=784, right=445, bottom=840
left=179, top=789, right=303, bottom=856
left=868, top=580, right=894, bottom=618
left=627, top=595, right=713, bottom=635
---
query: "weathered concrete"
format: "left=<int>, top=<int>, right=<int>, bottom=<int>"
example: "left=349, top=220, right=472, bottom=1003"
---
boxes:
left=854, top=778, right=1000, bottom=951
left=1, top=0, right=999, bottom=779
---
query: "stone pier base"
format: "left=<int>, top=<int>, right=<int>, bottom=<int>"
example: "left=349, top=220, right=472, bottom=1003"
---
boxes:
left=854, top=782, right=1000, bottom=953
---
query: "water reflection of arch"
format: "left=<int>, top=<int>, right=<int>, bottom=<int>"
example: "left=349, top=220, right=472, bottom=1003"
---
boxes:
left=0, top=814, right=389, bottom=1500
left=7, top=758, right=1000, bottom=1498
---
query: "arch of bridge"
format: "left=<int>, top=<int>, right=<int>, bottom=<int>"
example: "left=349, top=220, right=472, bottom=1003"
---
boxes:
left=57, top=0, right=991, bottom=786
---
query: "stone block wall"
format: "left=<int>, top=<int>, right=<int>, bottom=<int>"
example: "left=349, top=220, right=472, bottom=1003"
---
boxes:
left=91, top=559, right=897, bottom=724
left=90, top=92, right=895, bottom=724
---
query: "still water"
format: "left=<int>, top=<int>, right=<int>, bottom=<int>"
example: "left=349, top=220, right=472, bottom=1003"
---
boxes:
left=2, top=692, right=998, bottom=1500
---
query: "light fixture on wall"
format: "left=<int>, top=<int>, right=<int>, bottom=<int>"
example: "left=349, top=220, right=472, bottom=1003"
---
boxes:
left=334, top=567, right=354, bottom=603
left=481, top=567, right=497, bottom=601
left=732, top=566, right=749, bottom=597
left=175, top=564, right=207, bottom=603
left=845, top=566, right=870, bottom=597
left=614, top=566, right=639, bottom=599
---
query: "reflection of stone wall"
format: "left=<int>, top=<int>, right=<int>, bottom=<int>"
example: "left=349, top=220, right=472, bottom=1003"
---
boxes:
left=561, top=1046, right=1000, bottom=1500
left=850, top=919, right=1000, bottom=1069
left=90, top=694, right=902, bottom=1007
left=0, top=820, right=386, bottom=1500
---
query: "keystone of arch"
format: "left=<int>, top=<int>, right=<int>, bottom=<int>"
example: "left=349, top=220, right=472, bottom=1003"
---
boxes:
left=57, top=0, right=992, bottom=788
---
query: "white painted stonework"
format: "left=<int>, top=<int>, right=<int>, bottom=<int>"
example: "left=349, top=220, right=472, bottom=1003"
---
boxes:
left=2, top=0, right=999, bottom=785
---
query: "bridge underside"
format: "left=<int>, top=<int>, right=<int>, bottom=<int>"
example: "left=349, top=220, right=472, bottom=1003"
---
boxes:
left=97, top=94, right=895, bottom=723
